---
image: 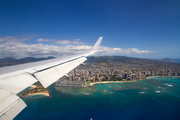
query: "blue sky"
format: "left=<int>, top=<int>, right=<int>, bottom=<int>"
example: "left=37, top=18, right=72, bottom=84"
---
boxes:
left=0, top=0, right=180, bottom=59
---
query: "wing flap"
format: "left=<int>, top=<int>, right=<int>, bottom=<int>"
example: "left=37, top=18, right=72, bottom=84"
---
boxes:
left=0, top=73, right=38, bottom=94
left=0, top=89, right=26, bottom=120
left=34, top=57, right=87, bottom=88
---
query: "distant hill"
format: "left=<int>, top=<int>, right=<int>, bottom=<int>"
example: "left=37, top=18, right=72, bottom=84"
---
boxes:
left=86, top=56, right=142, bottom=63
left=162, top=58, right=172, bottom=61
left=1, top=56, right=142, bottom=67
left=161, top=58, right=180, bottom=64
left=1, top=55, right=179, bottom=67
left=85, top=56, right=109, bottom=63
left=85, top=56, right=180, bottom=66
left=0, top=56, right=55, bottom=67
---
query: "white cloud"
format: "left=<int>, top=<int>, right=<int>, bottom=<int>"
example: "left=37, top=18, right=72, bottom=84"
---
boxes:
left=55, top=40, right=71, bottom=44
left=0, top=36, right=155, bottom=58
left=73, top=39, right=84, bottom=44
left=94, top=46, right=154, bottom=55
left=37, top=38, right=71, bottom=44
left=0, top=41, right=91, bottom=58
left=37, top=38, right=84, bottom=45
left=0, top=36, right=28, bottom=42
left=37, top=38, right=49, bottom=42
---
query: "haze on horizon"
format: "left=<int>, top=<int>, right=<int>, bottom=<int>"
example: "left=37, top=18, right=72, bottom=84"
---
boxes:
left=0, top=0, right=180, bottom=59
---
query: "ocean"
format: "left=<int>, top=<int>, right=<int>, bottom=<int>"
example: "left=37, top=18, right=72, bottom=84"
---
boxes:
left=15, top=77, right=180, bottom=120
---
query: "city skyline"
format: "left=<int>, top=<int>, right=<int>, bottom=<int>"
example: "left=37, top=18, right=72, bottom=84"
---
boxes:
left=0, top=0, right=180, bottom=59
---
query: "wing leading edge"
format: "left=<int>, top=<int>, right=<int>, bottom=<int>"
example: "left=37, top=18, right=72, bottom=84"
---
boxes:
left=0, top=37, right=103, bottom=120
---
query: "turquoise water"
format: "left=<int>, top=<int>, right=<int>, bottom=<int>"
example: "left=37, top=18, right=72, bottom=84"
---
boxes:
left=15, top=77, right=180, bottom=120
left=25, top=94, right=47, bottom=98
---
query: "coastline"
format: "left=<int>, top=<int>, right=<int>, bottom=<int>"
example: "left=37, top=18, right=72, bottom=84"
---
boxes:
left=89, top=76, right=180, bottom=86
left=146, top=76, right=180, bottom=79
left=27, top=91, right=50, bottom=97
left=20, top=85, right=50, bottom=98
left=29, top=85, right=37, bottom=89
left=89, top=80, right=137, bottom=86
left=21, top=76, right=180, bottom=97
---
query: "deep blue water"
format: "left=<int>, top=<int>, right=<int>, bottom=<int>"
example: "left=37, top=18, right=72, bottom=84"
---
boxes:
left=170, top=61, right=180, bottom=64
left=15, top=77, right=180, bottom=120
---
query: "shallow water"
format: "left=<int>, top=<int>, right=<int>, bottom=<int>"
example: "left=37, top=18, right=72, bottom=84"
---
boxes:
left=15, top=77, right=180, bottom=120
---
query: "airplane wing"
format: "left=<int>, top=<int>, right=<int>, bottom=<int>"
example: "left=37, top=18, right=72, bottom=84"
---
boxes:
left=0, top=37, right=103, bottom=120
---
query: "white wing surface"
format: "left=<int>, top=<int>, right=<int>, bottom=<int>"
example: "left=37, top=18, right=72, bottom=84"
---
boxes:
left=0, top=37, right=103, bottom=120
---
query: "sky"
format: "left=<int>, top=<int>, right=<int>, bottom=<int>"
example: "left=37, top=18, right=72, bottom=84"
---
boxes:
left=0, top=0, right=180, bottom=59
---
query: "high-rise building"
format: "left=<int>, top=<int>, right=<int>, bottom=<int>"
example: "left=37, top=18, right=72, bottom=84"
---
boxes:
left=80, top=73, right=82, bottom=79
left=96, top=73, right=99, bottom=80
left=82, top=75, right=85, bottom=81
left=115, top=71, right=118, bottom=75
left=69, top=74, right=72, bottom=80
left=155, top=71, right=158, bottom=75
left=93, top=77, right=95, bottom=82
left=86, top=71, right=89, bottom=76
left=124, top=73, right=127, bottom=79
left=72, top=74, right=74, bottom=80
left=139, top=72, right=141, bottom=80
left=108, top=69, right=111, bottom=75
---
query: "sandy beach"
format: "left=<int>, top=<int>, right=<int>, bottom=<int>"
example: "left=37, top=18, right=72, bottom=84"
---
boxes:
left=146, top=76, right=180, bottom=79
left=89, top=80, right=136, bottom=86
left=29, top=85, right=37, bottom=89
left=27, top=91, right=50, bottom=96
left=89, top=76, right=180, bottom=86
left=20, top=85, right=50, bottom=97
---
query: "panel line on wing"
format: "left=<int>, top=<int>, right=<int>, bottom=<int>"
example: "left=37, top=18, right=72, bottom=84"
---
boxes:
left=32, top=56, right=84, bottom=74
left=34, top=57, right=87, bottom=88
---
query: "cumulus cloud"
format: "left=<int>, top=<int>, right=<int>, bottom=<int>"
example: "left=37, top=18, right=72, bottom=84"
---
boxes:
left=0, top=36, right=28, bottom=42
left=0, top=36, right=155, bottom=58
left=55, top=40, right=71, bottom=44
left=95, top=46, right=154, bottom=55
left=37, top=38, right=71, bottom=44
left=73, top=39, right=84, bottom=44
left=0, top=39, right=91, bottom=58
left=37, top=38, right=85, bottom=45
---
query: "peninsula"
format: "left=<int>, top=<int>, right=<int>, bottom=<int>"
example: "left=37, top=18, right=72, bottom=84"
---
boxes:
left=19, top=82, right=50, bottom=97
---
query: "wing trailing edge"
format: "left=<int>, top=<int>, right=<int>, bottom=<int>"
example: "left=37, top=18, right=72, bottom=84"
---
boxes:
left=0, top=37, right=103, bottom=119
left=34, top=57, right=87, bottom=88
left=0, top=89, right=26, bottom=120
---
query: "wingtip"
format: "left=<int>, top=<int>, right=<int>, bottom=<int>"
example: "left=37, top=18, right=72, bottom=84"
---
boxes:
left=90, top=36, right=103, bottom=51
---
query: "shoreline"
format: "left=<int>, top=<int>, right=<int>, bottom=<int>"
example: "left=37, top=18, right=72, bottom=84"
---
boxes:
left=29, top=85, right=37, bottom=89
left=146, top=76, right=180, bottom=79
left=89, top=80, right=137, bottom=86
left=27, top=92, right=50, bottom=97
left=20, top=86, right=50, bottom=98
left=22, top=76, right=180, bottom=97
left=89, top=76, right=180, bottom=86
